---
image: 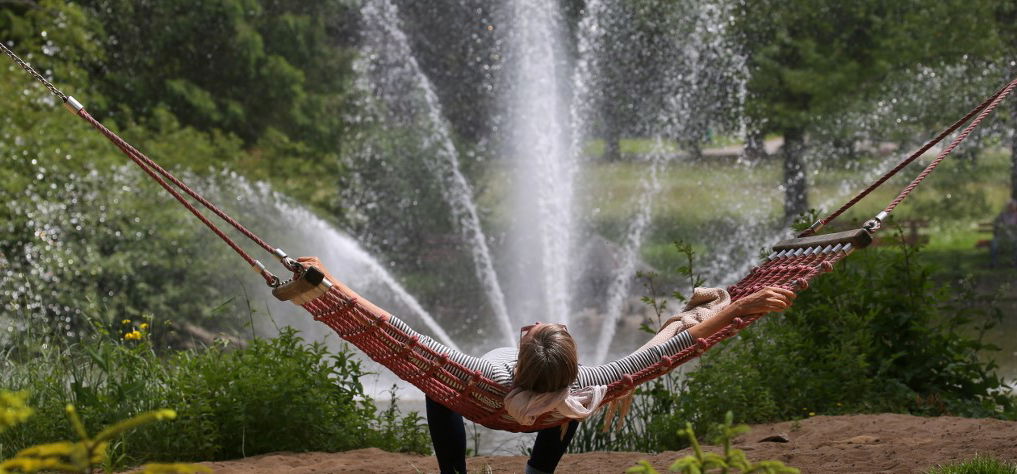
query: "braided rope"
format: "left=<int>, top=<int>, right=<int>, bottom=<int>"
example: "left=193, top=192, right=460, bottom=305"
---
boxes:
left=75, top=110, right=280, bottom=285
left=0, top=42, right=67, bottom=101
left=801, top=76, right=1017, bottom=237
left=79, top=113, right=279, bottom=256
left=882, top=79, right=1017, bottom=216
left=1, top=41, right=289, bottom=282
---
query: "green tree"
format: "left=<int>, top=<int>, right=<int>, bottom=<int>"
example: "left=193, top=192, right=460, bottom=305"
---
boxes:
left=993, top=2, right=1017, bottom=200
left=736, top=0, right=997, bottom=221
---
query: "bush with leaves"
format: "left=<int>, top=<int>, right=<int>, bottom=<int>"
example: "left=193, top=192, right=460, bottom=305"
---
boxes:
left=575, top=240, right=1014, bottom=453
left=927, top=455, right=1017, bottom=474
left=0, top=327, right=431, bottom=469
left=0, top=390, right=207, bottom=474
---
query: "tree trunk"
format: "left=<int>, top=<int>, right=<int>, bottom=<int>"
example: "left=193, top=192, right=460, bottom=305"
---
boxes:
left=783, top=129, right=809, bottom=222
left=1012, top=72, right=1017, bottom=201
left=745, top=128, right=767, bottom=160
left=605, top=131, right=622, bottom=162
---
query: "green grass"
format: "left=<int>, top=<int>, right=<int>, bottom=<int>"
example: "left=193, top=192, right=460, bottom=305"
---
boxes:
left=927, top=455, right=1017, bottom=474
left=479, top=145, right=1012, bottom=274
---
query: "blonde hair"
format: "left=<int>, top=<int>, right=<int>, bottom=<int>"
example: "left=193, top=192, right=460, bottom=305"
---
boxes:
left=515, top=324, right=579, bottom=393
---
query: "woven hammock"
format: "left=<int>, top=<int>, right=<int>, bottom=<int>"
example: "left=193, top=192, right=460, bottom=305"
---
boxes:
left=295, top=228, right=868, bottom=431
left=2, top=42, right=1014, bottom=432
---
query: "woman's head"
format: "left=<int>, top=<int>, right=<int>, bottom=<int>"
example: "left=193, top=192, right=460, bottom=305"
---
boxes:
left=515, top=323, right=579, bottom=393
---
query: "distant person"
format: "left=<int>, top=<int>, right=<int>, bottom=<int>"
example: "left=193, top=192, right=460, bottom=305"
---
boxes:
left=991, top=199, right=1017, bottom=268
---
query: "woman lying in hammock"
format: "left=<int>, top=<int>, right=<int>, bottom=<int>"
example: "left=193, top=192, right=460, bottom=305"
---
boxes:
left=296, top=257, right=794, bottom=474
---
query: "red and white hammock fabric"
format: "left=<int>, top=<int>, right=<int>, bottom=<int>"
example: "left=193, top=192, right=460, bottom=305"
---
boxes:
left=2, top=42, right=1014, bottom=432
left=304, top=229, right=865, bottom=432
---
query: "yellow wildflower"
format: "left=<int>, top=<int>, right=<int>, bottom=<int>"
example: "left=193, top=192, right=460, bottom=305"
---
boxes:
left=122, top=319, right=131, bottom=325
left=0, top=391, right=34, bottom=432
left=808, top=412, right=816, bottom=417
left=140, top=323, right=150, bottom=330
left=141, top=462, right=213, bottom=473
left=123, top=330, right=143, bottom=341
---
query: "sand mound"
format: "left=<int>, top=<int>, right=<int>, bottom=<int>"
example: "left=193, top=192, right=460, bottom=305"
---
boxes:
left=195, top=413, right=1017, bottom=473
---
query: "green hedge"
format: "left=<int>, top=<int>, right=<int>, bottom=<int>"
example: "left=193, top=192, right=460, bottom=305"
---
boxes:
left=0, top=328, right=430, bottom=468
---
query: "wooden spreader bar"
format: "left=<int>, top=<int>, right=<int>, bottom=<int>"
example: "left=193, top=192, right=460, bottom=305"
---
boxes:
left=770, top=228, right=872, bottom=254
left=272, top=266, right=332, bottom=304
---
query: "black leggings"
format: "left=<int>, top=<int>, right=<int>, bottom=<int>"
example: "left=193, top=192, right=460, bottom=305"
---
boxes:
left=425, top=396, right=579, bottom=474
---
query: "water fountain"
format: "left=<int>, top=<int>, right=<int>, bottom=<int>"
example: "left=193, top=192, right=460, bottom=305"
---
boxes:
left=355, top=0, right=516, bottom=347
left=347, top=0, right=752, bottom=363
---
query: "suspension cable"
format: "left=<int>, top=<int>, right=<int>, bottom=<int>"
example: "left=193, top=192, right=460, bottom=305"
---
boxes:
left=1, top=41, right=298, bottom=285
left=798, top=76, right=1017, bottom=237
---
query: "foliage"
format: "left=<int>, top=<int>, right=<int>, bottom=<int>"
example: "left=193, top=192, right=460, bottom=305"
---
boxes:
left=0, top=328, right=431, bottom=469
left=0, top=394, right=207, bottom=474
left=77, top=0, right=356, bottom=146
left=927, top=455, right=1017, bottom=474
left=0, top=88, right=245, bottom=347
left=0, top=0, right=349, bottom=215
left=576, top=241, right=1014, bottom=454
left=733, top=0, right=1002, bottom=217
left=626, top=412, right=798, bottom=474
left=736, top=0, right=997, bottom=137
left=0, top=393, right=33, bottom=433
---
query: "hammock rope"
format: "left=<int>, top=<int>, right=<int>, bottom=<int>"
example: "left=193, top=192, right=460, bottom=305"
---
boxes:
left=0, top=42, right=298, bottom=286
left=800, top=76, right=1017, bottom=237
left=3, top=41, right=1015, bottom=431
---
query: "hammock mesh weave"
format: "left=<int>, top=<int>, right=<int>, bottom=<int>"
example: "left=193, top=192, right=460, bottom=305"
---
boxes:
left=304, top=232, right=863, bottom=432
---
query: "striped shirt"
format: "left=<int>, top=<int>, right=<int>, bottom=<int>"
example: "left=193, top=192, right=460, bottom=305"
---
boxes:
left=386, top=316, right=695, bottom=388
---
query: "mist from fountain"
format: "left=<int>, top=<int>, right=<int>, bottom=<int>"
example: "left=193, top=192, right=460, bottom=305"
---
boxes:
left=357, top=0, right=516, bottom=347
left=501, top=0, right=576, bottom=327
left=199, top=172, right=463, bottom=352
left=582, top=0, right=747, bottom=362
left=344, top=0, right=969, bottom=369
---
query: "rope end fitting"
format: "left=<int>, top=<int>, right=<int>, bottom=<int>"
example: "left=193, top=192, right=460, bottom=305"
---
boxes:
left=797, top=220, right=825, bottom=238
left=63, top=96, right=84, bottom=115
left=863, top=211, right=889, bottom=234
left=273, top=248, right=301, bottom=273
left=251, top=260, right=281, bottom=287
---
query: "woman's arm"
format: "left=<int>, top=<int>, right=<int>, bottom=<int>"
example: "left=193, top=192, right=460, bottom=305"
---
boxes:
left=687, top=286, right=795, bottom=340
left=296, top=257, right=513, bottom=385
left=577, top=287, right=795, bottom=387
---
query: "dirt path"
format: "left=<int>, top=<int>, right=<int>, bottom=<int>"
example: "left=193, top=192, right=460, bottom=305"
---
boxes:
left=196, top=413, right=1017, bottom=473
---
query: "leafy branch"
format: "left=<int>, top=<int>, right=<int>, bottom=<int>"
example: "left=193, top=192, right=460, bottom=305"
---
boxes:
left=638, top=240, right=705, bottom=334
left=0, top=391, right=209, bottom=474
left=626, top=411, right=799, bottom=474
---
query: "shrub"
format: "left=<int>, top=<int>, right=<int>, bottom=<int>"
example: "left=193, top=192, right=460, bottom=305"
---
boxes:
left=626, top=412, right=798, bottom=474
left=0, top=328, right=430, bottom=469
left=0, top=398, right=208, bottom=474
left=574, top=242, right=1014, bottom=452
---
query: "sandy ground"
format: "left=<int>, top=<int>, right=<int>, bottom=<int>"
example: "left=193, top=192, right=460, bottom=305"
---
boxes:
left=194, top=413, right=1017, bottom=473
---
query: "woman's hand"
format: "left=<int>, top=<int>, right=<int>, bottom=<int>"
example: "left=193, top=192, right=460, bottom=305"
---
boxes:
left=730, top=286, right=796, bottom=317
left=687, top=286, right=795, bottom=340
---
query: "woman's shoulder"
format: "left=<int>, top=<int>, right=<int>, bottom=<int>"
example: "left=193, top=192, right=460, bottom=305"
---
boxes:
left=480, top=346, right=517, bottom=363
